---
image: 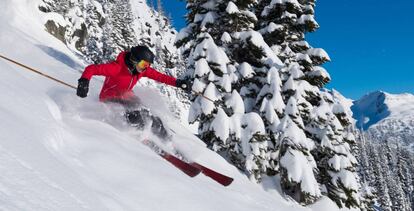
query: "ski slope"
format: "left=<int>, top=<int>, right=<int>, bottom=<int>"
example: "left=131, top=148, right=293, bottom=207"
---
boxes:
left=0, top=0, right=355, bottom=210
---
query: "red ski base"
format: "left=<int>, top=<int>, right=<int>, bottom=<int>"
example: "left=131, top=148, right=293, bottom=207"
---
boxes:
left=190, top=163, right=234, bottom=186
left=142, top=139, right=234, bottom=186
left=162, top=154, right=201, bottom=177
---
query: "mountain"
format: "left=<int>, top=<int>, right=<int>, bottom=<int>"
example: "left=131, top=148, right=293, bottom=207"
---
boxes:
left=352, top=91, right=414, bottom=211
left=0, top=0, right=353, bottom=210
left=352, top=91, right=414, bottom=150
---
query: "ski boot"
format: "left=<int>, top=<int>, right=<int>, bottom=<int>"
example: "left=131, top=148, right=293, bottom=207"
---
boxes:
left=125, top=108, right=169, bottom=139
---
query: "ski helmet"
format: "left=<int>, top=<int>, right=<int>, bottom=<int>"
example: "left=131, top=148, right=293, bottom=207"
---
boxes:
left=129, top=45, right=155, bottom=64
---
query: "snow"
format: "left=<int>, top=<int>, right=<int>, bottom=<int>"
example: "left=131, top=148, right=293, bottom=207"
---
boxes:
left=240, top=113, right=266, bottom=156
left=280, top=149, right=320, bottom=196
left=0, top=25, right=302, bottom=210
left=330, top=170, right=359, bottom=191
left=210, top=108, right=230, bottom=143
left=218, top=73, right=233, bottom=92
left=191, top=78, right=207, bottom=93
left=194, top=58, right=210, bottom=77
left=193, top=33, right=230, bottom=72
left=328, top=155, right=353, bottom=172
left=307, top=48, right=330, bottom=61
left=282, top=11, right=297, bottom=20
left=278, top=116, right=313, bottom=150
left=352, top=91, right=414, bottom=129
left=310, top=196, right=359, bottom=211
left=238, top=62, right=255, bottom=79
left=256, top=67, right=285, bottom=117
left=292, top=41, right=310, bottom=49
left=352, top=91, right=414, bottom=151
left=198, top=83, right=220, bottom=115
left=282, top=76, right=296, bottom=92
left=201, top=1, right=217, bottom=10
left=176, top=27, right=192, bottom=43
left=0, top=0, right=353, bottom=210
left=298, top=15, right=316, bottom=24
left=260, top=98, right=280, bottom=125
left=325, top=89, right=354, bottom=124
left=312, top=101, right=332, bottom=123
left=225, top=90, right=245, bottom=114
left=241, top=10, right=258, bottom=22
left=259, top=22, right=284, bottom=34
left=261, top=0, right=301, bottom=17
left=226, top=2, right=240, bottom=14
left=308, top=66, right=331, bottom=80
left=296, top=53, right=313, bottom=64
left=91, top=0, right=104, bottom=17
left=201, top=11, right=216, bottom=29
left=289, top=63, right=305, bottom=79
left=42, top=12, right=68, bottom=27
left=233, top=30, right=284, bottom=67
left=130, top=0, right=179, bottom=59
left=221, top=32, right=232, bottom=43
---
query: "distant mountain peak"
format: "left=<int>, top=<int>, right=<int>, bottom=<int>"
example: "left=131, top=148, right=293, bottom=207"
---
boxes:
left=352, top=91, right=414, bottom=130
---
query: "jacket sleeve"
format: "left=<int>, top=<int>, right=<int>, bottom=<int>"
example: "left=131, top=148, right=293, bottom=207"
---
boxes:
left=81, top=62, right=121, bottom=80
left=143, top=67, right=177, bottom=87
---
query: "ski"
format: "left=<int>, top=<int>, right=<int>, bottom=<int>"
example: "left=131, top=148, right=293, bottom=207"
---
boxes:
left=142, top=139, right=201, bottom=177
left=190, top=162, right=234, bottom=186
left=142, top=139, right=234, bottom=186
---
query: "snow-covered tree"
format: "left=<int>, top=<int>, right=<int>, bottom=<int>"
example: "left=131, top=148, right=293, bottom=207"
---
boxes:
left=356, top=131, right=414, bottom=211
left=176, top=0, right=286, bottom=182
left=254, top=0, right=361, bottom=207
left=99, top=0, right=136, bottom=61
left=277, top=110, right=320, bottom=204
left=85, top=0, right=105, bottom=63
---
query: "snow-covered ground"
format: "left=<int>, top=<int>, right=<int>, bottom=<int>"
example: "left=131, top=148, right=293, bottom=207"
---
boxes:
left=0, top=0, right=356, bottom=210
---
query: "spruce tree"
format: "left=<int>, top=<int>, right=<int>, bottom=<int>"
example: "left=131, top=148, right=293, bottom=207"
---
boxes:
left=176, top=0, right=234, bottom=153
left=177, top=0, right=284, bottom=182
left=100, top=0, right=136, bottom=62
left=255, top=0, right=360, bottom=207
left=85, top=0, right=104, bottom=63
left=276, top=97, right=321, bottom=204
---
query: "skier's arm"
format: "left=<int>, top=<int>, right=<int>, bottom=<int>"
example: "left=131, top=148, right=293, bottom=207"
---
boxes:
left=143, top=67, right=177, bottom=86
left=80, top=62, right=121, bottom=80
left=76, top=62, right=121, bottom=98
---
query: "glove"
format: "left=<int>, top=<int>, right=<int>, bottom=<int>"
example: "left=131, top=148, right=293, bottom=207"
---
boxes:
left=76, top=78, right=89, bottom=98
left=176, top=79, right=192, bottom=93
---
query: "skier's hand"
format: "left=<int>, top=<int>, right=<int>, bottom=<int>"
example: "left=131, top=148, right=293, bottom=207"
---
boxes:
left=176, top=79, right=192, bottom=93
left=76, top=78, right=89, bottom=98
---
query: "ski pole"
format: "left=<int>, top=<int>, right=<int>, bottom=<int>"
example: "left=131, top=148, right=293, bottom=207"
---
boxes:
left=0, top=54, right=77, bottom=89
left=191, top=91, right=215, bottom=103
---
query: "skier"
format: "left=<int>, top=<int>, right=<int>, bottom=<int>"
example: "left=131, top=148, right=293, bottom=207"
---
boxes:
left=76, top=45, right=191, bottom=138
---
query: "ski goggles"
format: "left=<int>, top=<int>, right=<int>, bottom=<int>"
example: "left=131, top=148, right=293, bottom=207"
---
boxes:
left=136, top=60, right=151, bottom=70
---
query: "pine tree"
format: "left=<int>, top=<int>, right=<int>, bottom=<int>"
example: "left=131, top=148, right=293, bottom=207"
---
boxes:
left=254, top=0, right=361, bottom=207
left=355, top=131, right=376, bottom=211
left=177, top=0, right=283, bottom=182
left=176, top=0, right=233, bottom=150
left=370, top=144, right=393, bottom=211
left=396, top=144, right=414, bottom=208
left=100, top=0, right=136, bottom=61
left=277, top=99, right=321, bottom=204
left=85, top=0, right=104, bottom=63
left=382, top=142, right=410, bottom=211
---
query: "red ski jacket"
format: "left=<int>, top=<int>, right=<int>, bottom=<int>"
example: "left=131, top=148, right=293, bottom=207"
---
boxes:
left=81, top=52, right=177, bottom=101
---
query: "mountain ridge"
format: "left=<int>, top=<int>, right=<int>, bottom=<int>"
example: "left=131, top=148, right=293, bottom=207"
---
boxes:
left=352, top=90, right=414, bottom=150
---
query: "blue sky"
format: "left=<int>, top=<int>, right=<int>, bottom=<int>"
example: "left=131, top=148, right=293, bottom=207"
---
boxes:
left=159, top=0, right=414, bottom=99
